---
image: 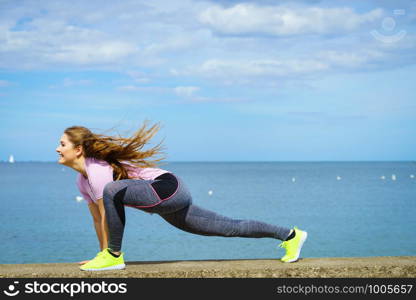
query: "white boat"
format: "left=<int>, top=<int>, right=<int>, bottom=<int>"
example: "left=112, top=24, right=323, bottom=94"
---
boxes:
left=8, top=155, right=14, bottom=163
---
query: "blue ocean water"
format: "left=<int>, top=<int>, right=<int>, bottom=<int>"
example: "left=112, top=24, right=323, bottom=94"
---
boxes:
left=0, top=161, right=415, bottom=264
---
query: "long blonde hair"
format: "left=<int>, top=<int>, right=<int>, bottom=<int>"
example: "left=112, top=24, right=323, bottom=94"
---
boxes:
left=64, top=122, right=165, bottom=180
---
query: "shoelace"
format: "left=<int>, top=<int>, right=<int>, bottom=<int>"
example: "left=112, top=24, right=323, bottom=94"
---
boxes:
left=279, top=241, right=288, bottom=249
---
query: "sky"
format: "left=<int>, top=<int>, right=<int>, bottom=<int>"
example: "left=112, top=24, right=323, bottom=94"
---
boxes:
left=0, top=0, right=415, bottom=162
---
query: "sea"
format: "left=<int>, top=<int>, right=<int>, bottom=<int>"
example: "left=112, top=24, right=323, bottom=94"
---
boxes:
left=0, top=161, right=415, bottom=264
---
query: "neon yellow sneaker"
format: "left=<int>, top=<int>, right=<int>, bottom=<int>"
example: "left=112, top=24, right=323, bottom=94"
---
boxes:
left=80, top=248, right=125, bottom=271
left=279, top=227, right=308, bottom=263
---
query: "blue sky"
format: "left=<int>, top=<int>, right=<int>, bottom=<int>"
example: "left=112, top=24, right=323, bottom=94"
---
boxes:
left=0, top=0, right=415, bottom=162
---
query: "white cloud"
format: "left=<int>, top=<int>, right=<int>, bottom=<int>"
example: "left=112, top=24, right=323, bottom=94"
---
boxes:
left=127, top=71, right=150, bottom=83
left=199, top=3, right=384, bottom=36
left=118, top=85, right=143, bottom=91
left=142, top=36, right=194, bottom=56
left=174, top=86, right=200, bottom=97
left=0, top=16, right=138, bottom=68
left=187, top=96, right=245, bottom=103
left=0, top=0, right=413, bottom=86
left=117, top=85, right=168, bottom=93
left=318, top=49, right=385, bottom=68
left=175, top=58, right=329, bottom=79
left=170, top=41, right=404, bottom=83
left=0, top=0, right=191, bottom=69
left=46, top=41, right=137, bottom=65
left=116, top=84, right=243, bottom=102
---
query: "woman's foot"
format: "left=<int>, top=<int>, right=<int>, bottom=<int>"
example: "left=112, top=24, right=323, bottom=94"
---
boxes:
left=80, top=248, right=125, bottom=271
left=77, top=249, right=106, bottom=265
left=279, top=227, right=308, bottom=263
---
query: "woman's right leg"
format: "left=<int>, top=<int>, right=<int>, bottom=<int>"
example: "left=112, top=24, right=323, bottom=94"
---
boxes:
left=103, top=179, right=163, bottom=252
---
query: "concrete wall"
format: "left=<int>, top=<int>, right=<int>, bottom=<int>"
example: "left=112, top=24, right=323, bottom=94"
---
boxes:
left=1, top=256, right=415, bottom=278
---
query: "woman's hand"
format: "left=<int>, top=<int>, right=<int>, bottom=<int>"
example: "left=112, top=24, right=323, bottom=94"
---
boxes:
left=77, top=260, right=90, bottom=265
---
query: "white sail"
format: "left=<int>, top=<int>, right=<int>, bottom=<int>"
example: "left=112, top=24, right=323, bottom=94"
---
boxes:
left=8, top=155, right=14, bottom=163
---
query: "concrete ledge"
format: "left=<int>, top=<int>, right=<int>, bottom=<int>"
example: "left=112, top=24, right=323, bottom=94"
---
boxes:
left=1, top=256, right=415, bottom=278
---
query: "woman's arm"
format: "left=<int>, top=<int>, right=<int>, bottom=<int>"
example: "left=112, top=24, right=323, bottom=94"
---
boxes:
left=88, top=198, right=109, bottom=251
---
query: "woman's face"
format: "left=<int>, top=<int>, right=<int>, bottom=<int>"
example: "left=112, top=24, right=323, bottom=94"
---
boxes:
left=56, top=133, right=81, bottom=166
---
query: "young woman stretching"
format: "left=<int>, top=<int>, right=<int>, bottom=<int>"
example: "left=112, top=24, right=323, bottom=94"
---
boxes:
left=56, top=122, right=308, bottom=271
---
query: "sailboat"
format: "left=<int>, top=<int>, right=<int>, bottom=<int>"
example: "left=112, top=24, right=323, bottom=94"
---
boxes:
left=8, top=155, right=15, bottom=163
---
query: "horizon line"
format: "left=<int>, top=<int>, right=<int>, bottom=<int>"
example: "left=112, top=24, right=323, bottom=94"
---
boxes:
left=1, top=160, right=414, bottom=163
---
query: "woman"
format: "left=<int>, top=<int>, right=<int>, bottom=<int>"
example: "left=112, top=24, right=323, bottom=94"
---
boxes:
left=56, top=122, right=308, bottom=271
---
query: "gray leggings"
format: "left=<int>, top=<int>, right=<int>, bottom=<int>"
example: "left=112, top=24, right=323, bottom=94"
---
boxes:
left=103, top=174, right=291, bottom=252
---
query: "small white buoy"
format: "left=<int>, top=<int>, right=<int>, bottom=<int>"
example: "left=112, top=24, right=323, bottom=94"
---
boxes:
left=380, top=176, right=386, bottom=180
left=292, top=177, right=296, bottom=183
left=410, top=174, right=415, bottom=179
left=336, top=176, right=342, bottom=181
left=391, top=174, right=396, bottom=181
left=75, top=196, right=83, bottom=202
left=208, top=190, right=213, bottom=196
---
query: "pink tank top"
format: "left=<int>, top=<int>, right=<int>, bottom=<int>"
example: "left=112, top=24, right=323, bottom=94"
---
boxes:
left=76, top=157, right=169, bottom=204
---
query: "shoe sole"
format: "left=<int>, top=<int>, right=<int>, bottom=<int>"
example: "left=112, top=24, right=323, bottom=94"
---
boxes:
left=282, top=231, right=308, bottom=263
left=80, top=263, right=126, bottom=271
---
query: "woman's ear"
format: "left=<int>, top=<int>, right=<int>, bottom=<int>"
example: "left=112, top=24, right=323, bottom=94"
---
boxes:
left=75, top=145, right=84, bottom=157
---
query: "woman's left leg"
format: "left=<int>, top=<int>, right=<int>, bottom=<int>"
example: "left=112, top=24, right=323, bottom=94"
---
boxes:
left=153, top=174, right=292, bottom=241
left=160, top=203, right=292, bottom=241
